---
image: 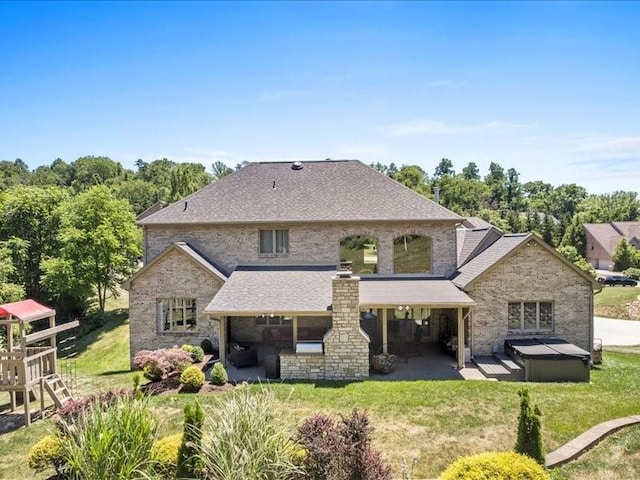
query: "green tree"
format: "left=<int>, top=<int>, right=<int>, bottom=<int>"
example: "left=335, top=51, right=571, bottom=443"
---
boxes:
left=0, top=159, right=31, bottom=188
left=111, top=179, right=160, bottom=215
left=556, top=245, right=597, bottom=278
left=434, top=158, right=455, bottom=178
left=211, top=161, right=233, bottom=181
left=515, top=388, right=544, bottom=465
left=393, top=165, right=429, bottom=196
left=0, top=242, right=25, bottom=303
left=169, top=163, right=212, bottom=201
left=41, top=185, right=141, bottom=313
left=0, top=186, right=70, bottom=299
left=70, top=156, right=126, bottom=191
left=461, top=162, right=480, bottom=180
left=484, top=162, right=506, bottom=209
left=438, top=175, right=489, bottom=215
left=560, top=213, right=587, bottom=252
left=613, top=238, right=640, bottom=272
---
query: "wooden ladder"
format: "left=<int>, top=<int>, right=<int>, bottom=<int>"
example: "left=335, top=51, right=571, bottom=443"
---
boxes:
left=42, top=373, right=73, bottom=408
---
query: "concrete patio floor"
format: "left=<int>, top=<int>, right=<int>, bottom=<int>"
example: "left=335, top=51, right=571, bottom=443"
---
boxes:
left=213, top=345, right=488, bottom=383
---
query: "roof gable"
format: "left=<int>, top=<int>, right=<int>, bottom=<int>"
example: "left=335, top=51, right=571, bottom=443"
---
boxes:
left=584, top=222, right=640, bottom=255
left=139, top=160, right=462, bottom=225
left=452, top=234, right=598, bottom=289
left=456, top=226, right=503, bottom=267
left=122, top=242, right=227, bottom=289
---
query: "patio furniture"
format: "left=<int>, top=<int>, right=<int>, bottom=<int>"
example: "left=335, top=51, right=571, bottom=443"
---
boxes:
left=265, top=354, right=280, bottom=379
left=229, top=345, right=258, bottom=368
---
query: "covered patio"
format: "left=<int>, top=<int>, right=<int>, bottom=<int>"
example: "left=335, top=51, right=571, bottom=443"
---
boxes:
left=204, top=265, right=476, bottom=380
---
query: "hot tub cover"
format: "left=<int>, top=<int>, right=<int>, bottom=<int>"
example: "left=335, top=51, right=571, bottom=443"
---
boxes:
left=505, top=338, right=590, bottom=360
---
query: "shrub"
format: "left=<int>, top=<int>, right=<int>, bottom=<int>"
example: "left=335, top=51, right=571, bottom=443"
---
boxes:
left=201, top=338, right=215, bottom=354
left=177, top=401, right=205, bottom=479
left=198, top=388, right=303, bottom=479
left=623, top=267, right=640, bottom=280
left=515, top=388, right=545, bottom=465
left=28, top=434, right=66, bottom=474
left=59, top=395, right=158, bottom=479
left=133, top=347, right=193, bottom=381
left=296, top=409, right=391, bottom=480
left=151, top=433, right=182, bottom=477
left=440, top=451, right=550, bottom=480
left=180, top=365, right=205, bottom=393
left=210, top=361, right=228, bottom=386
left=182, top=343, right=205, bottom=362
left=53, top=387, right=134, bottom=432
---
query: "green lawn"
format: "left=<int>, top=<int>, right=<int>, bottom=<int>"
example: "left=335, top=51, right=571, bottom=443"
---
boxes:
left=594, top=286, right=640, bottom=319
left=1, top=300, right=639, bottom=479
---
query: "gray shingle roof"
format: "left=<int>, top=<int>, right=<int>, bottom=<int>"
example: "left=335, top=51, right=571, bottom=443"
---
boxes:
left=456, top=227, right=504, bottom=267
left=140, top=160, right=462, bottom=225
left=451, top=234, right=531, bottom=288
left=204, top=265, right=336, bottom=315
left=584, top=222, right=640, bottom=255
left=359, top=278, right=475, bottom=307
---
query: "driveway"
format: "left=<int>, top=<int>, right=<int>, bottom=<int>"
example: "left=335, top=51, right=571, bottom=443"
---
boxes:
left=594, top=316, right=640, bottom=346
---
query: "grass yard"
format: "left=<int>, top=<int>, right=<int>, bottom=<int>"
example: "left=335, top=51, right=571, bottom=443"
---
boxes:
left=1, top=297, right=639, bottom=479
left=594, top=286, right=640, bottom=319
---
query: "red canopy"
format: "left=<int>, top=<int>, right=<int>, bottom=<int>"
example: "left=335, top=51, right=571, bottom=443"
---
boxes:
left=0, top=299, right=54, bottom=322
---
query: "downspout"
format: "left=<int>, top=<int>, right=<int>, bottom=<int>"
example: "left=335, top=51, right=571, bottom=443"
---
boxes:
left=591, top=281, right=603, bottom=366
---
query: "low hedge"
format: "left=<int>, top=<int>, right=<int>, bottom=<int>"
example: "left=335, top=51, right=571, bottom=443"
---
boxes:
left=440, top=451, right=550, bottom=480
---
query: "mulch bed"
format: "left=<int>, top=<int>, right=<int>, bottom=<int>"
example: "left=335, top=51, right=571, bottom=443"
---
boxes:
left=139, top=355, right=238, bottom=396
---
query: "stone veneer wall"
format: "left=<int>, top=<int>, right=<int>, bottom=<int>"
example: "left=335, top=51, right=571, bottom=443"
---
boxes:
left=144, top=221, right=458, bottom=277
left=128, top=249, right=224, bottom=363
left=323, top=275, right=370, bottom=380
left=280, top=353, right=325, bottom=380
left=467, top=241, right=593, bottom=355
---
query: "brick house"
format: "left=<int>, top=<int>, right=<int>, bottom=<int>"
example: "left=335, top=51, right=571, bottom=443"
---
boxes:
left=583, top=222, right=640, bottom=270
left=124, top=160, right=597, bottom=380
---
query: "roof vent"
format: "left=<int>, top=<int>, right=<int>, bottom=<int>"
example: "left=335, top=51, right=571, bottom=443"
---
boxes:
left=291, top=161, right=303, bottom=171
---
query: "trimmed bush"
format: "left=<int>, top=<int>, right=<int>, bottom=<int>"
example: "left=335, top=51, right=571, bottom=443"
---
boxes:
left=177, top=401, right=205, bottom=479
left=151, top=433, right=182, bottom=477
left=180, top=365, right=205, bottom=393
left=201, top=338, right=215, bottom=354
left=210, top=361, right=228, bottom=386
left=28, top=434, right=66, bottom=473
left=133, top=347, right=192, bottom=381
left=623, top=267, right=640, bottom=280
left=440, top=451, right=550, bottom=480
left=515, top=388, right=545, bottom=465
left=181, top=343, right=205, bottom=362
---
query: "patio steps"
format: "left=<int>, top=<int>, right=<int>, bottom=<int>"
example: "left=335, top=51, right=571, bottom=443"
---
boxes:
left=473, top=354, right=523, bottom=381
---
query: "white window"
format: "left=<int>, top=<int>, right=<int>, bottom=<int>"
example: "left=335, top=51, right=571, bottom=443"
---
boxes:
left=259, top=229, right=289, bottom=255
left=508, top=301, right=553, bottom=331
left=157, top=298, right=197, bottom=332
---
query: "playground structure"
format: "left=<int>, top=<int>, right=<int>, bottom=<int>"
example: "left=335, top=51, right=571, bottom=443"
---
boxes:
left=0, top=299, right=78, bottom=426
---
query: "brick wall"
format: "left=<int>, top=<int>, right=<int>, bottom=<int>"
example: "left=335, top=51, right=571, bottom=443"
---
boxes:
left=144, top=221, right=458, bottom=276
left=280, top=353, right=326, bottom=380
left=468, top=241, right=593, bottom=355
left=128, top=249, right=224, bottom=363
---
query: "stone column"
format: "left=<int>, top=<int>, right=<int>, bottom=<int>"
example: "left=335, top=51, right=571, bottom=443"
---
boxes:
left=324, top=268, right=370, bottom=380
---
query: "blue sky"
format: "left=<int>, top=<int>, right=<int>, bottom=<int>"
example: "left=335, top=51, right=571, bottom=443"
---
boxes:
left=1, top=1, right=639, bottom=194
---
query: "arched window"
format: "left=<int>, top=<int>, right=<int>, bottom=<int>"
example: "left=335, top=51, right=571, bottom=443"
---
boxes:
left=393, top=235, right=431, bottom=273
left=339, top=235, right=378, bottom=274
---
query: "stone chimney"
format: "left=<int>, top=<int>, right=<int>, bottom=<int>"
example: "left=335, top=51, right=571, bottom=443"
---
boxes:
left=323, top=263, right=370, bottom=380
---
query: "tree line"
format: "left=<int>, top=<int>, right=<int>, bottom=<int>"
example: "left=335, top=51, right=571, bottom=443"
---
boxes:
left=0, top=154, right=638, bottom=322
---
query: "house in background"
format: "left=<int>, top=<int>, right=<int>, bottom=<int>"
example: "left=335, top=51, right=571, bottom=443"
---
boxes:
left=124, top=160, right=598, bottom=381
left=583, top=222, right=640, bottom=270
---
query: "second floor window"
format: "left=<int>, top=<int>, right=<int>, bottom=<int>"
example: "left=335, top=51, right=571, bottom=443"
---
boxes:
left=259, top=229, right=289, bottom=255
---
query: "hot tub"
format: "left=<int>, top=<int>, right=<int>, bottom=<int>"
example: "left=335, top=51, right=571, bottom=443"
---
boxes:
left=504, top=338, right=591, bottom=383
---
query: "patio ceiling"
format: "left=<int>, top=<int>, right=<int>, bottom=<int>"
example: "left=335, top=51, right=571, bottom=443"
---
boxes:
left=204, top=265, right=335, bottom=316
left=359, top=278, right=476, bottom=308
